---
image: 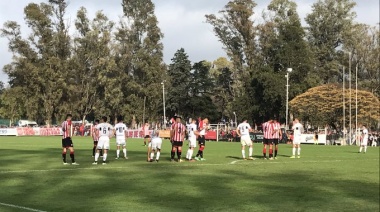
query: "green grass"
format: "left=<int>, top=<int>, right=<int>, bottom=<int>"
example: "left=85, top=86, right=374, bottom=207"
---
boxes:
left=0, top=136, right=378, bottom=212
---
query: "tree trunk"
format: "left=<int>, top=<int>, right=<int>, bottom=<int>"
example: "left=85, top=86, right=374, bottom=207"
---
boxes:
left=82, top=115, right=86, bottom=125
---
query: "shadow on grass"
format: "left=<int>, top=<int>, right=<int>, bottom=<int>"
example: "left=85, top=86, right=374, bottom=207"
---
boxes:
left=0, top=148, right=378, bottom=212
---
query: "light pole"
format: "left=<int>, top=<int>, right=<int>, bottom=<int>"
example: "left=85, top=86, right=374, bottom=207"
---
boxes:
left=285, top=68, right=293, bottom=130
left=342, top=66, right=346, bottom=143
left=348, top=52, right=352, bottom=145
left=355, top=64, right=358, bottom=143
left=161, top=81, right=166, bottom=128
left=233, top=112, right=237, bottom=128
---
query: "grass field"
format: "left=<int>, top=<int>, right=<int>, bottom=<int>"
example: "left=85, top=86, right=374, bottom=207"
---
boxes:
left=0, top=136, right=378, bottom=212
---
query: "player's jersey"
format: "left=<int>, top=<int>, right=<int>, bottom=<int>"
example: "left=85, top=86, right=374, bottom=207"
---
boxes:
left=61, top=120, right=72, bottom=139
left=292, top=123, right=303, bottom=137
left=143, top=125, right=149, bottom=136
left=173, top=122, right=185, bottom=141
left=272, top=122, right=281, bottom=139
left=362, top=129, right=369, bottom=141
left=199, top=121, right=206, bottom=136
left=92, top=124, right=98, bottom=141
left=114, top=123, right=127, bottom=138
left=188, top=123, right=197, bottom=138
left=97, top=123, right=113, bottom=138
left=237, top=122, right=251, bottom=136
left=262, top=122, right=274, bottom=139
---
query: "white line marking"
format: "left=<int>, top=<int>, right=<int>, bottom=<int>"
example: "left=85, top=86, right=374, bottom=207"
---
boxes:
left=0, top=159, right=377, bottom=174
left=0, top=202, right=46, bottom=212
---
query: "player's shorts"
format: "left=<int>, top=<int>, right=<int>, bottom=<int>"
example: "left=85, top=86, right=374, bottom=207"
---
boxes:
left=263, top=138, right=270, bottom=145
left=144, top=135, right=151, bottom=139
left=189, top=137, right=197, bottom=148
left=149, top=139, right=162, bottom=150
left=240, top=135, right=252, bottom=146
left=62, top=137, right=73, bottom=148
left=361, top=139, right=368, bottom=146
left=116, top=137, right=126, bottom=146
left=97, top=136, right=110, bottom=150
left=93, top=140, right=98, bottom=145
left=272, top=139, right=279, bottom=145
left=172, top=141, right=183, bottom=147
left=293, top=136, right=302, bottom=145
left=198, top=135, right=206, bottom=146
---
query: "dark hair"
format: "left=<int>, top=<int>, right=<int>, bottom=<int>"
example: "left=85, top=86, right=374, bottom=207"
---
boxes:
left=117, top=115, right=123, bottom=122
left=66, top=114, right=72, bottom=119
left=102, top=116, right=107, bottom=122
left=95, top=119, right=100, bottom=124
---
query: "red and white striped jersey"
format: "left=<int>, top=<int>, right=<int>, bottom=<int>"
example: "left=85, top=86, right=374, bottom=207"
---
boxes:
left=62, top=120, right=72, bottom=139
left=172, top=122, right=185, bottom=141
left=272, top=122, right=281, bottom=139
left=92, top=124, right=98, bottom=141
left=262, top=122, right=274, bottom=139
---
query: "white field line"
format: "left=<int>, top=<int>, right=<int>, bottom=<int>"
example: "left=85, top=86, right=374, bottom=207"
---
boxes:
left=0, top=202, right=46, bottom=212
left=0, top=158, right=378, bottom=174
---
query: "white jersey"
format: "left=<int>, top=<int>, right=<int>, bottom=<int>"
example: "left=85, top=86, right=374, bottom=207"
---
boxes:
left=114, top=123, right=127, bottom=138
left=237, top=122, right=251, bottom=136
left=97, top=123, right=113, bottom=137
left=292, top=123, right=303, bottom=137
left=362, top=129, right=368, bottom=141
left=188, top=123, right=198, bottom=138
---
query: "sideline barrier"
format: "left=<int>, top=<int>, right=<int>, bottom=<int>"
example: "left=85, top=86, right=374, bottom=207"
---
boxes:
left=0, top=128, right=17, bottom=136
left=300, top=134, right=327, bottom=145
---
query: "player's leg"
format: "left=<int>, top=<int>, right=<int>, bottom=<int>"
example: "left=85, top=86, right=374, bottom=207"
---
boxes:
left=291, top=143, right=296, bottom=158
left=93, top=139, right=104, bottom=164
left=156, top=149, right=161, bottom=162
left=263, top=139, right=267, bottom=159
left=67, top=138, right=77, bottom=165
left=123, top=144, right=127, bottom=159
left=102, top=139, right=110, bottom=164
left=177, top=144, right=183, bottom=162
left=62, top=139, right=68, bottom=164
left=274, top=140, right=279, bottom=159
left=116, top=145, right=121, bottom=159
left=241, top=145, right=246, bottom=159
left=269, top=141, right=274, bottom=160
left=248, top=142, right=253, bottom=160
left=171, top=144, right=176, bottom=162
left=93, top=141, right=98, bottom=157
left=144, top=137, right=146, bottom=146
left=150, top=148, right=155, bottom=162
left=297, top=144, right=301, bottom=158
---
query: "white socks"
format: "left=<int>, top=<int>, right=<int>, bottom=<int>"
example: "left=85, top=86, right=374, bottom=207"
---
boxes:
left=116, top=149, right=120, bottom=158
left=95, top=152, right=100, bottom=162
left=123, top=148, right=127, bottom=157
left=360, top=146, right=367, bottom=153
left=156, top=152, right=160, bottom=160
left=292, top=148, right=296, bottom=156
left=292, top=147, right=301, bottom=156
left=103, top=153, right=107, bottom=162
left=249, top=147, right=253, bottom=157
left=298, top=148, right=301, bottom=156
left=186, top=149, right=194, bottom=159
left=364, top=146, right=367, bottom=152
left=150, top=152, right=154, bottom=159
left=242, top=150, right=246, bottom=158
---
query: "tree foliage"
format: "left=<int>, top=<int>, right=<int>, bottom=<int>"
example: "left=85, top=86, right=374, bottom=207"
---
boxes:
left=290, top=84, right=380, bottom=128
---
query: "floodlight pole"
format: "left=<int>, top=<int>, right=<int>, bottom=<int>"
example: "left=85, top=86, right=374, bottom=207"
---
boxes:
left=285, top=68, right=292, bottom=130
left=161, top=81, right=166, bottom=128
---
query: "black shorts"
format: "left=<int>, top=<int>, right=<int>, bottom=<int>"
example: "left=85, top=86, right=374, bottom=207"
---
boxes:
left=272, top=139, right=279, bottom=145
left=144, top=135, right=151, bottom=138
left=93, top=141, right=98, bottom=145
left=263, top=138, right=271, bottom=145
left=198, top=135, right=206, bottom=146
left=62, top=137, right=73, bottom=148
left=172, top=141, right=183, bottom=147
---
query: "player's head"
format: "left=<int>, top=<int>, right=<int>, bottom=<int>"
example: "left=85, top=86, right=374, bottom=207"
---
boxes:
left=117, top=115, right=123, bottom=123
left=294, top=118, right=299, bottom=123
left=362, top=124, right=366, bottom=129
left=176, top=115, right=182, bottom=123
left=66, top=114, right=72, bottom=121
left=101, top=116, right=107, bottom=123
left=94, top=119, right=99, bottom=125
left=191, top=119, right=196, bottom=124
left=242, top=118, right=247, bottom=123
left=154, top=130, right=159, bottom=137
left=203, top=118, right=209, bottom=124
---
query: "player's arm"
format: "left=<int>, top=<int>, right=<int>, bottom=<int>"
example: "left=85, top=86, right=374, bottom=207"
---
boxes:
left=236, top=126, right=241, bottom=137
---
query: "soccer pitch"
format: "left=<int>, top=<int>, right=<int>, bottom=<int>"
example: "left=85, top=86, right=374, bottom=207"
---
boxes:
left=0, top=137, right=378, bottom=212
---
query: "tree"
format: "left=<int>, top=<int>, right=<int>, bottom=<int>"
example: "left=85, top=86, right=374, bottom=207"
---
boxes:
left=70, top=8, right=115, bottom=123
left=121, top=0, right=166, bottom=123
left=206, top=0, right=257, bottom=97
left=305, top=0, right=356, bottom=83
left=166, top=48, right=191, bottom=117
left=1, top=1, right=70, bottom=125
left=0, top=87, right=24, bottom=126
left=289, top=84, right=380, bottom=129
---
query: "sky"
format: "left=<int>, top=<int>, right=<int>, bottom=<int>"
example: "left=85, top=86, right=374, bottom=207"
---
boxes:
left=0, top=0, right=378, bottom=84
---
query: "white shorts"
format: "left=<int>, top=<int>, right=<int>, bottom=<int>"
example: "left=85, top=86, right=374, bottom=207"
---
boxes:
left=97, top=136, right=110, bottom=150
left=189, top=137, right=197, bottom=148
left=361, top=139, right=368, bottom=146
left=116, top=137, right=126, bottom=146
left=293, top=136, right=302, bottom=145
left=149, top=139, right=162, bottom=150
left=240, top=135, right=252, bottom=146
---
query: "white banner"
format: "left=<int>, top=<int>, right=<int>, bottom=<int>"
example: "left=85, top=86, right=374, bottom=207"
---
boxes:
left=300, top=134, right=327, bottom=145
left=0, top=128, right=18, bottom=136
